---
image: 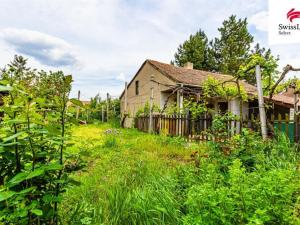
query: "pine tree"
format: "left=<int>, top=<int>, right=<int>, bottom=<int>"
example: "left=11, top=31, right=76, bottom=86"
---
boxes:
left=209, top=15, right=253, bottom=75
left=174, top=30, right=210, bottom=70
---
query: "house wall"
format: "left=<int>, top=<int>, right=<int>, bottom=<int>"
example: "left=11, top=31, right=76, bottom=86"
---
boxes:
left=160, top=92, right=177, bottom=109
left=211, top=98, right=249, bottom=120
left=120, top=62, right=176, bottom=127
left=228, top=98, right=249, bottom=120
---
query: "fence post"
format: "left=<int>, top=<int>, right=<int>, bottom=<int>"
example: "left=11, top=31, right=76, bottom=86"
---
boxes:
left=294, top=91, right=299, bottom=143
left=278, top=114, right=282, bottom=133
left=149, top=75, right=154, bottom=133
left=296, top=116, right=299, bottom=143
left=106, top=93, right=109, bottom=122
left=271, top=114, right=274, bottom=136
left=285, top=113, right=289, bottom=138
left=102, top=105, right=104, bottom=122
left=76, top=90, right=80, bottom=119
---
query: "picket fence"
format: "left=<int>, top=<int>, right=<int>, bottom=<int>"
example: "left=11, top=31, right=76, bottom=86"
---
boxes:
left=134, top=114, right=300, bottom=142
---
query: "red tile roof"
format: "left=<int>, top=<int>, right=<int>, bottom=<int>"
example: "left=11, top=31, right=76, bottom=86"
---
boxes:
left=147, top=60, right=257, bottom=95
left=268, top=88, right=295, bottom=106
left=120, top=59, right=258, bottom=98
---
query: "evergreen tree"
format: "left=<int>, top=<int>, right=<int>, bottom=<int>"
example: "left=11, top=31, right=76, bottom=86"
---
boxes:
left=210, top=15, right=253, bottom=75
left=172, top=15, right=278, bottom=85
left=174, top=30, right=210, bottom=70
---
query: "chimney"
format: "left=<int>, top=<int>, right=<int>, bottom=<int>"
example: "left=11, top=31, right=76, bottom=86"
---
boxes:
left=184, top=62, right=193, bottom=69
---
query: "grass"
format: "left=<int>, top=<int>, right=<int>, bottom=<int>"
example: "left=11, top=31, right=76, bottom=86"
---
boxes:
left=60, top=124, right=300, bottom=225
left=60, top=124, right=203, bottom=225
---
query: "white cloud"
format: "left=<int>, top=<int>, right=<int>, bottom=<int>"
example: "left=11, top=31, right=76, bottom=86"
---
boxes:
left=0, top=28, right=78, bottom=66
left=249, top=11, right=268, bottom=32
left=116, top=73, right=126, bottom=82
left=1, top=0, right=300, bottom=99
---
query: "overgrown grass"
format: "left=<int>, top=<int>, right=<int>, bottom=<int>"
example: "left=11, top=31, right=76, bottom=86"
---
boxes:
left=61, top=124, right=196, bottom=224
left=60, top=124, right=300, bottom=225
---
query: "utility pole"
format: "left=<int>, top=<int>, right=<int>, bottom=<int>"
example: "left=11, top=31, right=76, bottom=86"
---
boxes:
left=106, top=93, right=109, bottom=122
left=76, top=90, right=80, bottom=119
left=255, top=65, right=267, bottom=139
left=149, top=75, right=154, bottom=133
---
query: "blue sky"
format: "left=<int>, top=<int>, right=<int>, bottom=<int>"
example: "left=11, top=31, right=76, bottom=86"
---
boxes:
left=0, top=0, right=299, bottom=100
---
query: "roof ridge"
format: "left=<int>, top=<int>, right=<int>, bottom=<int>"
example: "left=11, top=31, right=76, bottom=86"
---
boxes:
left=147, top=59, right=234, bottom=78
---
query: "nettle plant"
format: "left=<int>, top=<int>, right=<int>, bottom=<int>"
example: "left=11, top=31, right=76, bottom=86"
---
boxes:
left=0, top=56, right=78, bottom=224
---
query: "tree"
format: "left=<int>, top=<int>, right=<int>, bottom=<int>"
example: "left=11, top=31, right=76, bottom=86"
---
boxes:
left=238, top=53, right=279, bottom=95
left=210, top=15, right=253, bottom=75
left=246, top=43, right=280, bottom=88
left=174, top=30, right=210, bottom=70
left=0, top=56, right=77, bottom=224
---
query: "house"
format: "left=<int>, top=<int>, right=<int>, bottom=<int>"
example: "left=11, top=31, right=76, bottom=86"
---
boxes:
left=120, top=59, right=260, bottom=128
left=120, top=59, right=300, bottom=128
left=268, top=87, right=297, bottom=118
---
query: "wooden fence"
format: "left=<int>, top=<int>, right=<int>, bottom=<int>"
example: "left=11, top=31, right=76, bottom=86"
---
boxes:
left=134, top=114, right=300, bottom=142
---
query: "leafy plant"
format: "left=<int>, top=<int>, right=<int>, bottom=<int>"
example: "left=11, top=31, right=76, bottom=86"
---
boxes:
left=0, top=55, right=77, bottom=224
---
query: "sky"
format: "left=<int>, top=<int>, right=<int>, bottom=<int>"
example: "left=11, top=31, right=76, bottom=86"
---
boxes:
left=0, top=0, right=299, bottom=100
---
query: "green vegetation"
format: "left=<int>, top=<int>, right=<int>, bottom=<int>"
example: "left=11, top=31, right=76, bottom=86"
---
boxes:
left=60, top=124, right=300, bottom=225
left=173, top=15, right=279, bottom=89
left=0, top=56, right=78, bottom=224
left=60, top=124, right=193, bottom=224
left=173, top=30, right=210, bottom=70
left=68, top=93, right=120, bottom=124
left=1, top=56, right=300, bottom=224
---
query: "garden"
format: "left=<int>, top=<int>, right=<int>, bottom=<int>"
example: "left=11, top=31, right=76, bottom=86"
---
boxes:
left=59, top=124, right=300, bottom=225
left=1, top=56, right=300, bottom=225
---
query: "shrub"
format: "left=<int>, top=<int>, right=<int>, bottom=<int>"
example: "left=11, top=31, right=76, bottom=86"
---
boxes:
left=184, top=159, right=300, bottom=225
left=0, top=56, right=77, bottom=224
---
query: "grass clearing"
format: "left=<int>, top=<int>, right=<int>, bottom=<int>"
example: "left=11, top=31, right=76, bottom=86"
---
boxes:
left=60, top=124, right=300, bottom=225
left=61, top=124, right=199, bottom=224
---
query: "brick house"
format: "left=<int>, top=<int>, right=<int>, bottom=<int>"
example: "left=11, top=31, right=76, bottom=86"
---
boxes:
left=120, top=59, right=259, bottom=128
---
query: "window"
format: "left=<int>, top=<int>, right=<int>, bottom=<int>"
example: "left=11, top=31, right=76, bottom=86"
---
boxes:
left=218, top=102, right=228, bottom=114
left=135, top=80, right=139, bottom=95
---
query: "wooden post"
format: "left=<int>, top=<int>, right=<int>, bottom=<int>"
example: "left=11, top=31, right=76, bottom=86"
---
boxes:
left=124, top=82, right=128, bottom=114
left=278, top=114, right=282, bottom=133
left=177, top=84, right=184, bottom=135
left=76, top=90, right=80, bottom=119
left=271, top=114, right=275, bottom=136
left=285, top=113, right=289, bottom=137
left=106, top=93, right=109, bottom=122
left=101, top=105, right=104, bottom=122
left=149, top=75, right=154, bottom=133
left=294, top=91, right=299, bottom=142
left=255, top=65, right=268, bottom=139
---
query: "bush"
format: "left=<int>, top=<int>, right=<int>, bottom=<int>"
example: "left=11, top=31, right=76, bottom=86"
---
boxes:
left=184, top=159, right=300, bottom=224
left=61, top=124, right=300, bottom=225
left=0, top=56, right=76, bottom=224
left=182, top=130, right=300, bottom=225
